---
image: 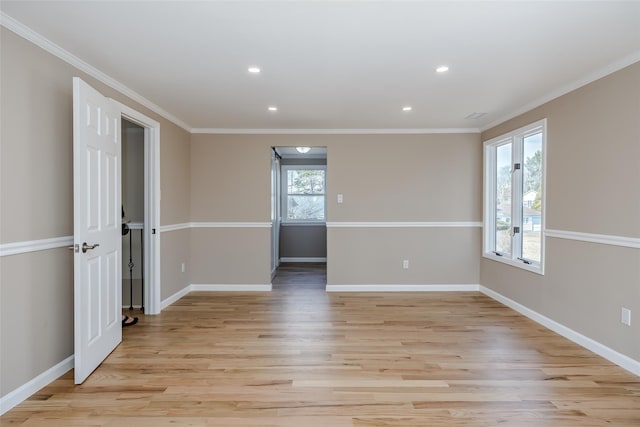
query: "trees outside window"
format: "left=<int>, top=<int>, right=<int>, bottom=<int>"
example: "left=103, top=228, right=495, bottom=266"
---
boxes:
left=283, top=166, right=326, bottom=222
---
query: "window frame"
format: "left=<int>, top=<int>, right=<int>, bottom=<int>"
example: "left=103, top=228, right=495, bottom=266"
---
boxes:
left=483, top=119, right=547, bottom=275
left=281, top=165, right=327, bottom=224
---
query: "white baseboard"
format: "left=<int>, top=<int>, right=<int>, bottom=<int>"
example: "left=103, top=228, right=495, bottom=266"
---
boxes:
left=161, top=285, right=191, bottom=310
left=326, top=284, right=480, bottom=292
left=161, top=284, right=273, bottom=309
left=480, top=286, right=640, bottom=377
left=280, top=257, right=327, bottom=263
left=191, top=284, right=272, bottom=292
left=0, top=355, right=73, bottom=415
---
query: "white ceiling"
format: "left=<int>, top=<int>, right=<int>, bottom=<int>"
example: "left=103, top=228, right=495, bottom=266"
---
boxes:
left=2, top=1, right=639, bottom=132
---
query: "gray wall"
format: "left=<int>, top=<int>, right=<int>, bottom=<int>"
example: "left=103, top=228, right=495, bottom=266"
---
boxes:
left=279, top=224, right=327, bottom=259
left=0, top=28, right=192, bottom=399
left=190, top=133, right=481, bottom=287
left=480, top=62, right=640, bottom=362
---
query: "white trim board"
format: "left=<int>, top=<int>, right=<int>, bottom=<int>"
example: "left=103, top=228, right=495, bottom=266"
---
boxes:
left=161, top=285, right=192, bottom=310
left=0, top=355, right=73, bottom=416
left=0, top=236, right=73, bottom=257
left=0, top=12, right=191, bottom=132
left=159, top=222, right=272, bottom=233
left=4, top=10, right=638, bottom=138
left=326, top=284, right=480, bottom=292
left=546, top=229, right=640, bottom=249
left=326, top=222, right=482, bottom=228
left=161, top=284, right=273, bottom=310
left=480, top=50, right=640, bottom=132
left=190, top=222, right=271, bottom=228
left=280, top=257, right=327, bottom=263
left=191, top=284, right=272, bottom=292
left=159, top=223, right=191, bottom=233
left=480, top=286, right=640, bottom=377
left=191, top=128, right=480, bottom=135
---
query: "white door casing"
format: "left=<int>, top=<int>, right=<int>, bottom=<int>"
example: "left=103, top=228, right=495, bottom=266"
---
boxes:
left=73, top=77, right=122, bottom=384
left=116, top=101, right=161, bottom=315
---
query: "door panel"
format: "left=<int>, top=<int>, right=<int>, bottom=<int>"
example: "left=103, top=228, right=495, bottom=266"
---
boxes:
left=73, top=77, right=122, bottom=384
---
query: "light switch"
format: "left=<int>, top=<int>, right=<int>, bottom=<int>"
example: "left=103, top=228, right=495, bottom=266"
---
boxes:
left=337, top=194, right=343, bottom=204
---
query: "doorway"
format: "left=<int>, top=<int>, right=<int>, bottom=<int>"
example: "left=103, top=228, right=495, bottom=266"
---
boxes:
left=117, top=102, right=162, bottom=315
left=121, top=119, right=145, bottom=313
left=271, top=146, right=328, bottom=288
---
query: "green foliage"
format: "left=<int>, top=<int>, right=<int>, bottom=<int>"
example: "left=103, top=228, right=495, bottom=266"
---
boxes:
left=524, top=150, right=542, bottom=194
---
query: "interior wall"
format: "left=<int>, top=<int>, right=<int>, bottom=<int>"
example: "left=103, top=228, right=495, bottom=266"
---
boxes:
left=279, top=225, right=327, bottom=260
left=190, top=133, right=482, bottom=287
left=480, top=61, right=640, bottom=363
left=122, top=121, right=145, bottom=222
left=0, top=28, right=191, bottom=399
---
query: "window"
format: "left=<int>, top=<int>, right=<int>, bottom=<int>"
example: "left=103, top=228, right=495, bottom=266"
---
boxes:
left=483, top=119, right=546, bottom=273
left=282, top=165, right=326, bottom=222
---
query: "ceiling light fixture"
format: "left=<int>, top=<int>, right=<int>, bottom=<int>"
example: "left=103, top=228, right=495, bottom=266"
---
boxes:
left=435, top=65, right=449, bottom=73
left=402, top=106, right=413, bottom=112
left=248, top=67, right=261, bottom=74
left=296, top=147, right=311, bottom=154
left=268, top=106, right=278, bottom=112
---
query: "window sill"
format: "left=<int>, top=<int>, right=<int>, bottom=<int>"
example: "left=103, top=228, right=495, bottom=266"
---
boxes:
left=482, top=252, right=545, bottom=275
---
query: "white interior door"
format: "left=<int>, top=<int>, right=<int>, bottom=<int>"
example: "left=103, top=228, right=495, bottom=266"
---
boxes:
left=73, top=77, right=122, bottom=384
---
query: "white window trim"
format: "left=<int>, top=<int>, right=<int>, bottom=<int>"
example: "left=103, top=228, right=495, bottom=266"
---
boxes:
left=483, top=119, right=547, bottom=275
left=281, top=165, right=327, bottom=224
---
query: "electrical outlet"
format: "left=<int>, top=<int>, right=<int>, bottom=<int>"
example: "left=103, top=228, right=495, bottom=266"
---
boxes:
left=621, top=307, right=631, bottom=326
left=337, top=194, right=343, bottom=204
left=402, top=260, right=409, bottom=269
left=181, top=262, right=186, bottom=273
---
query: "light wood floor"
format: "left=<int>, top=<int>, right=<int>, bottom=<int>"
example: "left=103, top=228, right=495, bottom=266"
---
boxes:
left=3, top=263, right=639, bottom=426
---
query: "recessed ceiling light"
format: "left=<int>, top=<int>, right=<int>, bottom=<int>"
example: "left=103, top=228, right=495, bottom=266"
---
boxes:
left=268, top=106, right=278, bottom=112
left=296, top=147, right=311, bottom=154
left=248, top=67, right=261, bottom=74
left=402, top=106, right=413, bottom=112
left=435, top=66, right=449, bottom=73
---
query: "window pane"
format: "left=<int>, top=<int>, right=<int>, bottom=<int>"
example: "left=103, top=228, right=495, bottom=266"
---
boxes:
left=287, top=170, right=325, bottom=195
left=287, top=195, right=325, bottom=220
left=495, top=143, right=512, bottom=255
left=521, top=132, right=542, bottom=262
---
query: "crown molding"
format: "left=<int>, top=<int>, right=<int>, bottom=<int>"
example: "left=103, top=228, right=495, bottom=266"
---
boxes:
left=480, top=50, right=640, bottom=133
left=5, top=11, right=637, bottom=137
left=0, top=12, right=192, bottom=132
left=190, top=128, right=480, bottom=135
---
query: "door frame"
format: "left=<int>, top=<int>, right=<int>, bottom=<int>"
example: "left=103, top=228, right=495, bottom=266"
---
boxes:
left=115, top=101, right=162, bottom=315
left=270, top=148, right=281, bottom=278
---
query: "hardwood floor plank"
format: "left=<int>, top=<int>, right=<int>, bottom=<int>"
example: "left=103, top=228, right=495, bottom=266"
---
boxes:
left=2, top=263, right=639, bottom=426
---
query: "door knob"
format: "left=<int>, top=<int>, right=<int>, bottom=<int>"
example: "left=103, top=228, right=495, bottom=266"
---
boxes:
left=82, top=242, right=100, bottom=253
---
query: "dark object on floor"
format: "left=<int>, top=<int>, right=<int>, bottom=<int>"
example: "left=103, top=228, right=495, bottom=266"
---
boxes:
left=122, top=315, right=138, bottom=327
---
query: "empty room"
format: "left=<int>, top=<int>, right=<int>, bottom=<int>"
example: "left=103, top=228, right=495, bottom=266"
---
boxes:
left=1, top=1, right=639, bottom=426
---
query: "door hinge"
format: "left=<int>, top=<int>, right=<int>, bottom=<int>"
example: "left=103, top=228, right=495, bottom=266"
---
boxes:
left=513, top=226, right=520, bottom=234
left=513, top=163, right=521, bottom=170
